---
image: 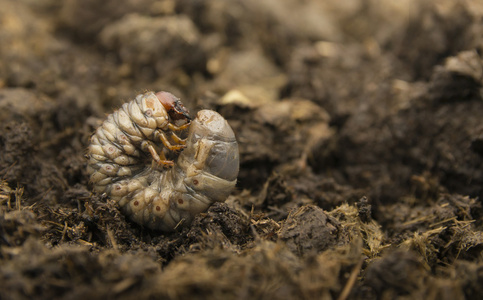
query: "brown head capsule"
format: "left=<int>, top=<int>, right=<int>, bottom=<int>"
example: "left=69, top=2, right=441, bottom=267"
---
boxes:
left=156, top=91, right=191, bottom=121
left=86, top=91, right=239, bottom=231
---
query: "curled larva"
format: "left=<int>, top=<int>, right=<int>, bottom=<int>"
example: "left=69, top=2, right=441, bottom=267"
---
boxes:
left=86, top=91, right=239, bottom=231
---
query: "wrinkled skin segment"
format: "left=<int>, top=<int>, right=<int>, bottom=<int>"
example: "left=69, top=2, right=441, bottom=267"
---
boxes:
left=87, top=91, right=239, bottom=231
left=159, top=110, right=239, bottom=230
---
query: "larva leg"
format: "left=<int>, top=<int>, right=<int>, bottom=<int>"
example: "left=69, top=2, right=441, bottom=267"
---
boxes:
left=141, top=140, right=174, bottom=168
left=169, top=132, right=187, bottom=145
left=155, top=130, right=186, bottom=152
left=167, top=122, right=190, bottom=131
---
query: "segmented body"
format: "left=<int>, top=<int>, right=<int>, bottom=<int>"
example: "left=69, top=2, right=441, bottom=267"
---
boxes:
left=86, top=91, right=239, bottom=231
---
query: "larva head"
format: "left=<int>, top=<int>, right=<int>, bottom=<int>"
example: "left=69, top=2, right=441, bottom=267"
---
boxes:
left=155, top=91, right=191, bottom=123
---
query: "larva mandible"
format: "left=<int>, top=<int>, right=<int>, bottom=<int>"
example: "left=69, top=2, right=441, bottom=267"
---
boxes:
left=86, top=91, right=239, bottom=231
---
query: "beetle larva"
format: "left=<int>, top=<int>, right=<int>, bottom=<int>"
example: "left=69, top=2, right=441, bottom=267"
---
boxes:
left=86, top=91, right=239, bottom=231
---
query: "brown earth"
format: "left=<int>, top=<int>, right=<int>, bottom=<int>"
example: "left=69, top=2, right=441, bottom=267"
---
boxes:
left=1, top=0, right=483, bottom=299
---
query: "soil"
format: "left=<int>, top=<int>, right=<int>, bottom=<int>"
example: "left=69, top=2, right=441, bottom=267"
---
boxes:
left=1, top=0, right=483, bottom=299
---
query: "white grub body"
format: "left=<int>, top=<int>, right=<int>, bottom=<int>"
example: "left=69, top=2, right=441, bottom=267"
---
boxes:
left=87, top=92, right=239, bottom=231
